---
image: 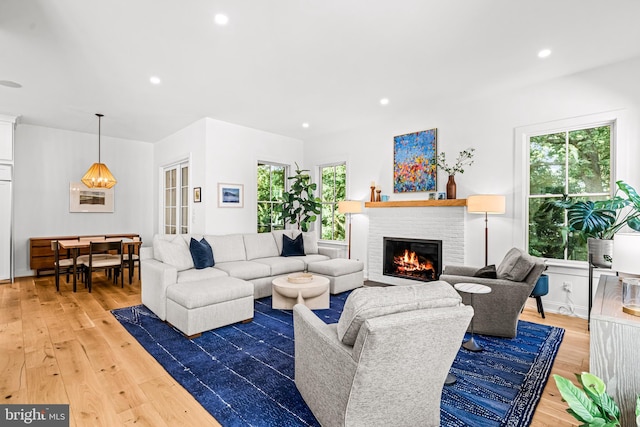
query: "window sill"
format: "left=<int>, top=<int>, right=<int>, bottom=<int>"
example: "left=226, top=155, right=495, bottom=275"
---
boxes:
left=318, top=240, right=347, bottom=247
left=543, top=258, right=615, bottom=278
left=543, top=259, right=588, bottom=271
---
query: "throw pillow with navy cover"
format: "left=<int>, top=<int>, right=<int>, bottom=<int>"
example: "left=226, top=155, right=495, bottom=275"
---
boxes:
left=474, top=264, right=497, bottom=278
left=189, top=237, right=215, bottom=269
left=281, top=233, right=305, bottom=257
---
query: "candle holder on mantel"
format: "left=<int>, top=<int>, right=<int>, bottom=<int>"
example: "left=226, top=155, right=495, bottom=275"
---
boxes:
left=375, top=189, right=381, bottom=202
left=370, top=186, right=376, bottom=202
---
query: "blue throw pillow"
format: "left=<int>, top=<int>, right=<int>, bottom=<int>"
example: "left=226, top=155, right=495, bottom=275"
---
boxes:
left=189, top=238, right=215, bottom=269
left=281, top=233, right=305, bottom=257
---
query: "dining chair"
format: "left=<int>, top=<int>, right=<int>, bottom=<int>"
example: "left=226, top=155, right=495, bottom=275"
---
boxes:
left=82, top=240, right=124, bottom=292
left=76, top=236, right=110, bottom=281
left=122, top=236, right=142, bottom=284
left=51, top=240, right=75, bottom=292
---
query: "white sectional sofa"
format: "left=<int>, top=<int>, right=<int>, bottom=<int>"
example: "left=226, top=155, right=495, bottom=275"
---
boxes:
left=140, top=229, right=364, bottom=337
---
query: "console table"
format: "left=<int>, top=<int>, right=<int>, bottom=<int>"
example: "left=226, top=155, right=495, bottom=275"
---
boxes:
left=590, top=274, right=640, bottom=427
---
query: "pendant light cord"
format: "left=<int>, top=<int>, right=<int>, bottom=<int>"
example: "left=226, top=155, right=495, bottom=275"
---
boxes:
left=96, top=113, right=103, bottom=164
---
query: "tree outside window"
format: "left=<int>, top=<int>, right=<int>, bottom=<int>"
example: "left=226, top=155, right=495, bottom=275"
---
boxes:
left=257, top=162, right=286, bottom=233
left=320, top=163, right=346, bottom=241
left=528, top=125, right=611, bottom=261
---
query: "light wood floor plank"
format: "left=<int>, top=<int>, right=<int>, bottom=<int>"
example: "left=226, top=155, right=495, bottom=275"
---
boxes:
left=1, top=275, right=587, bottom=426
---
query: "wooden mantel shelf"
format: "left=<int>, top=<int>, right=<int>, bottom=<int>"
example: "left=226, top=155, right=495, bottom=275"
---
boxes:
left=365, top=199, right=467, bottom=208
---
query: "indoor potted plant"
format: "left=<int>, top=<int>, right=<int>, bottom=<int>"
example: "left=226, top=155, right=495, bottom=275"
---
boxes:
left=553, top=372, right=640, bottom=426
left=554, top=180, right=640, bottom=267
left=281, top=163, right=322, bottom=232
left=435, top=148, right=475, bottom=199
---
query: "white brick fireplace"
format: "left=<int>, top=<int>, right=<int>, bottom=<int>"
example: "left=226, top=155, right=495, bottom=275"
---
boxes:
left=367, top=202, right=466, bottom=285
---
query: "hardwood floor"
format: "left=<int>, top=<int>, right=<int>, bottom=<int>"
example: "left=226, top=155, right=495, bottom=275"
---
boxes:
left=1, top=275, right=587, bottom=426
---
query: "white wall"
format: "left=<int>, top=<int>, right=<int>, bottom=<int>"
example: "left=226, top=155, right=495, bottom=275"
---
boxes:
left=14, top=124, right=154, bottom=277
left=304, top=56, right=640, bottom=318
left=153, top=117, right=304, bottom=236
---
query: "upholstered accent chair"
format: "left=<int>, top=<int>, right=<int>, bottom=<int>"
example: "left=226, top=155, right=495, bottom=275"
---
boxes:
left=293, top=281, right=473, bottom=427
left=440, top=247, right=546, bottom=338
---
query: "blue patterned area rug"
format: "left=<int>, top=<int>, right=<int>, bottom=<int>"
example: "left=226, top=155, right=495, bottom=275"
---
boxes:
left=112, top=293, right=564, bottom=427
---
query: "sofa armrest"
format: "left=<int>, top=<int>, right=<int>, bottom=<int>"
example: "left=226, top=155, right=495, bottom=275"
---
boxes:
left=140, top=246, right=154, bottom=260
left=441, top=265, right=478, bottom=276
left=318, top=246, right=342, bottom=259
left=140, top=258, right=178, bottom=321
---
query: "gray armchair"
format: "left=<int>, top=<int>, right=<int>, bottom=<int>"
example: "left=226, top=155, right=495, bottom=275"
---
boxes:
left=293, top=281, right=473, bottom=427
left=440, top=247, right=545, bottom=338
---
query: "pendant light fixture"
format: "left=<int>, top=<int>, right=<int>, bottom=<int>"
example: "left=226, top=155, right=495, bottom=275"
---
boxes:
left=81, top=113, right=117, bottom=188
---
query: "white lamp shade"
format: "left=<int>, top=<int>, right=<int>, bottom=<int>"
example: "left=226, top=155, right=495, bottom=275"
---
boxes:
left=467, top=194, right=506, bottom=214
left=612, top=232, right=640, bottom=275
left=338, top=200, right=362, bottom=214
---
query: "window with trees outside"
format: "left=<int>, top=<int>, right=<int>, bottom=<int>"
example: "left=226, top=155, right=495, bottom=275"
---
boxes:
left=528, top=125, right=611, bottom=261
left=257, top=162, right=286, bottom=233
left=320, top=163, right=346, bottom=241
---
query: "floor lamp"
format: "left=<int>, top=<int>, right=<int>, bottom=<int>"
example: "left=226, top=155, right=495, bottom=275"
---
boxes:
left=338, top=200, right=362, bottom=259
left=467, top=194, right=506, bottom=266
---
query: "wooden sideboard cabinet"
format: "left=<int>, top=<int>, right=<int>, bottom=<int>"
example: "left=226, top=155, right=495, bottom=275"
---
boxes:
left=590, top=274, right=640, bottom=427
left=29, top=234, right=140, bottom=276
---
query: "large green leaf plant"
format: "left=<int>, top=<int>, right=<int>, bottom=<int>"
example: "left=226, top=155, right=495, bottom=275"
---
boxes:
left=281, top=163, right=322, bottom=232
left=555, top=180, right=640, bottom=240
left=553, top=372, right=640, bottom=427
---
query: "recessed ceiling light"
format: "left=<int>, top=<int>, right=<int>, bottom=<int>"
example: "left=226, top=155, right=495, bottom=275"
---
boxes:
left=149, top=76, right=161, bottom=85
left=302, top=123, right=310, bottom=128
left=0, top=80, right=22, bottom=88
left=214, top=14, right=229, bottom=25
left=538, top=49, right=551, bottom=58
left=380, top=98, right=389, bottom=105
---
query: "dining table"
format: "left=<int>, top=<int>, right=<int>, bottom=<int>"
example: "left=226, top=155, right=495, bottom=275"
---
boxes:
left=57, top=237, right=141, bottom=292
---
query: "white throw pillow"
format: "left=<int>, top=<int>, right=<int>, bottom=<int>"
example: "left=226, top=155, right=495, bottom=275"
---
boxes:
left=155, top=235, right=194, bottom=271
left=292, top=230, right=319, bottom=254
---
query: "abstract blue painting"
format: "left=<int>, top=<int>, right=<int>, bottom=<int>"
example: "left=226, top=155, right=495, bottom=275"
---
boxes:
left=393, top=128, right=437, bottom=193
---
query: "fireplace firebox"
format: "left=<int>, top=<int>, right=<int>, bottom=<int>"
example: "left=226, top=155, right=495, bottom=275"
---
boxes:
left=383, top=237, right=442, bottom=282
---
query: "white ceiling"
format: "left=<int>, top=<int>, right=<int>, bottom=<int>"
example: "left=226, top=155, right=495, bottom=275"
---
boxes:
left=2, top=0, right=640, bottom=143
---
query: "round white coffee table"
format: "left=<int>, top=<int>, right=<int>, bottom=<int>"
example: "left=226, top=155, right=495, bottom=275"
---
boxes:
left=272, top=275, right=330, bottom=310
left=454, top=282, right=492, bottom=352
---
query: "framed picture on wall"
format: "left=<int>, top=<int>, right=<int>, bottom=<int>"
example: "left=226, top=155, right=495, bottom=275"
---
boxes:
left=218, top=183, right=244, bottom=208
left=69, top=182, right=114, bottom=213
left=393, top=128, right=437, bottom=193
left=194, top=187, right=202, bottom=203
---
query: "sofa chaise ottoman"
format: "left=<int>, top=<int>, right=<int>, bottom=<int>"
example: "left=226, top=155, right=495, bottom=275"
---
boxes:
left=166, top=276, right=254, bottom=338
left=307, top=258, right=365, bottom=294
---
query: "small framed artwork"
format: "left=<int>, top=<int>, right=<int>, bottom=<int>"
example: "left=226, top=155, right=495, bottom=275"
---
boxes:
left=194, top=187, right=202, bottom=203
left=69, top=182, right=114, bottom=213
left=428, top=192, right=436, bottom=200
left=437, top=191, right=446, bottom=200
left=218, top=183, right=244, bottom=208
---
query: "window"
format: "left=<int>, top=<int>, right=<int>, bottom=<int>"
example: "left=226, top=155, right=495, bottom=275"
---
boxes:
left=163, top=161, right=189, bottom=234
left=528, top=125, right=611, bottom=261
left=257, top=162, right=286, bottom=233
left=320, top=163, right=346, bottom=241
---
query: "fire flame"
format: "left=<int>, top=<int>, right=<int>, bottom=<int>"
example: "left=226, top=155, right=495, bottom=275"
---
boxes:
left=393, top=249, right=434, bottom=274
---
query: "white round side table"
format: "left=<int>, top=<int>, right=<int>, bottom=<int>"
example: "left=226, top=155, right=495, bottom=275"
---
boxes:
left=454, top=282, right=492, bottom=352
